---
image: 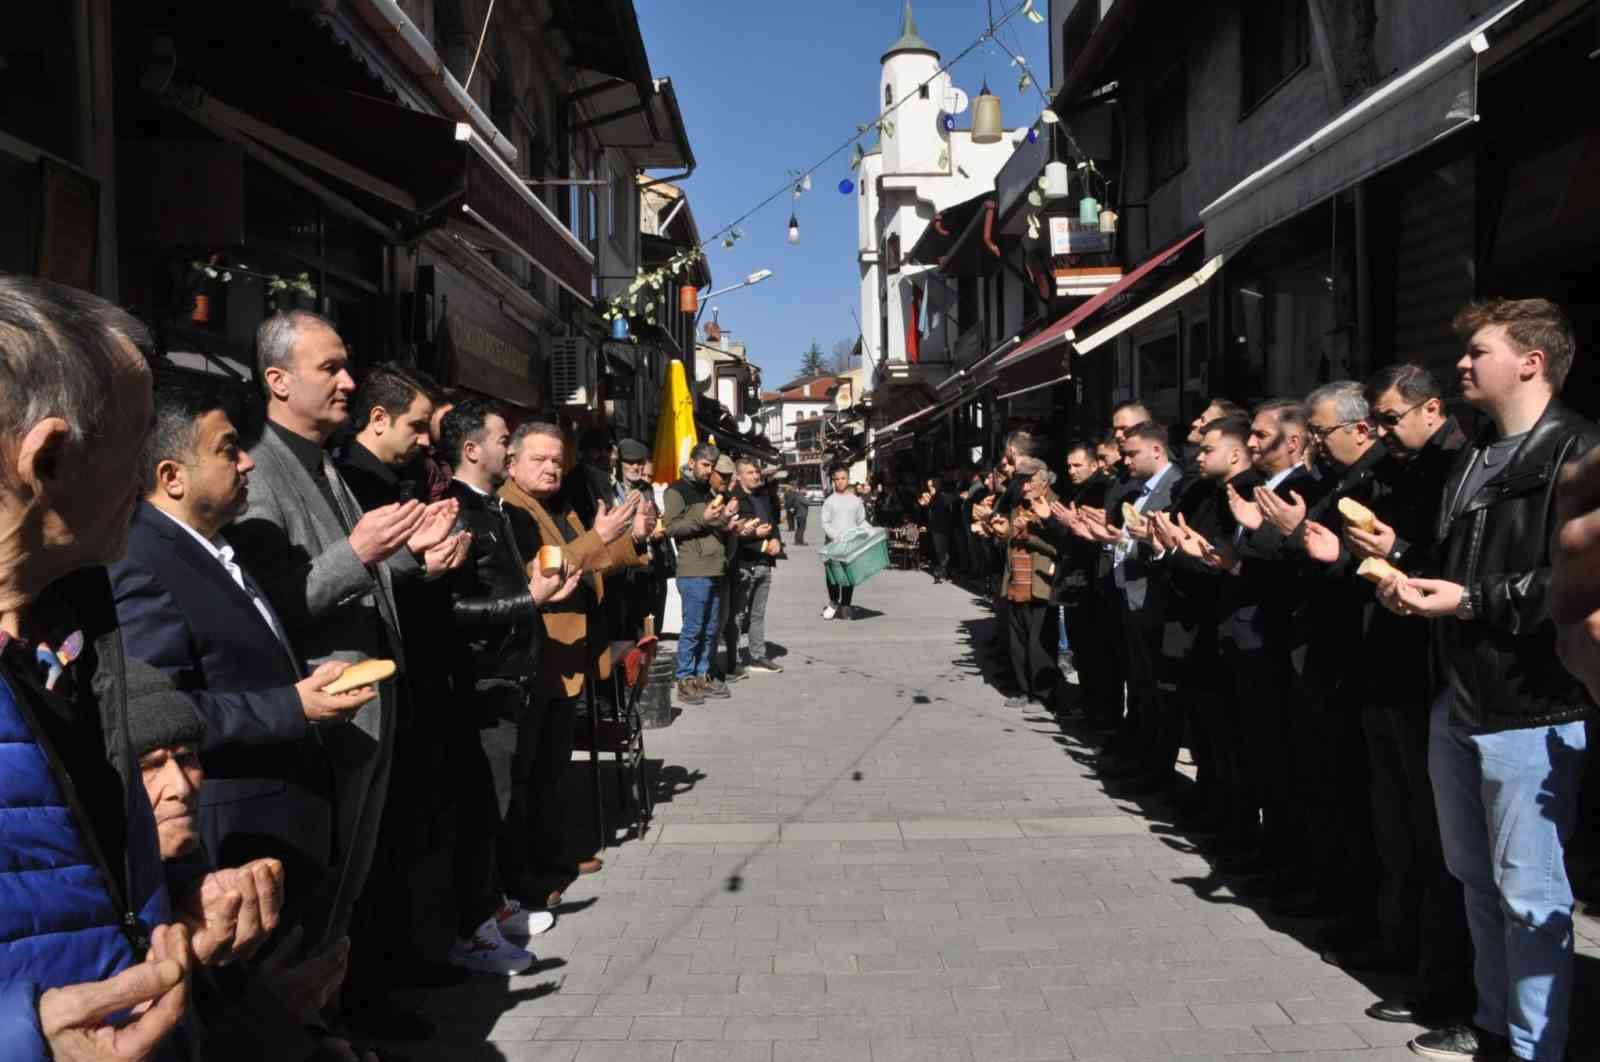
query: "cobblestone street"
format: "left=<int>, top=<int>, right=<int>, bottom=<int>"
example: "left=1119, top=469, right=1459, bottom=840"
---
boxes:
left=406, top=537, right=1600, bottom=1061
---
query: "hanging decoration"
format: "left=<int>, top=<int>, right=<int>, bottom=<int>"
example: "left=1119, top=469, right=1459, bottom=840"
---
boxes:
left=971, top=81, right=1002, bottom=143
left=787, top=213, right=801, bottom=245
left=679, top=284, right=698, bottom=315
left=838, top=178, right=855, bottom=195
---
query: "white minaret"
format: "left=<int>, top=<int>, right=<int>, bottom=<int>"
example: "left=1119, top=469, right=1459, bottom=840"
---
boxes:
left=879, top=0, right=949, bottom=176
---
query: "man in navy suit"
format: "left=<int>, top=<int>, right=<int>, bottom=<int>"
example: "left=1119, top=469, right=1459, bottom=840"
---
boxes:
left=109, top=380, right=378, bottom=933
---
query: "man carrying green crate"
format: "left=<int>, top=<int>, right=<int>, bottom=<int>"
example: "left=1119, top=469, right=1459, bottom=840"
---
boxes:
left=821, top=464, right=867, bottom=620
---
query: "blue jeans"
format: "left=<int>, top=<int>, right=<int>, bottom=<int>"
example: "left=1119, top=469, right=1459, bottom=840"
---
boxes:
left=1429, top=694, right=1587, bottom=1061
left=675, top=577, right=721, bottom=680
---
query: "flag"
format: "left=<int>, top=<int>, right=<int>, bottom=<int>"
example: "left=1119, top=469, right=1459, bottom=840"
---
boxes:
left=652, top=357, right=698, bottom=484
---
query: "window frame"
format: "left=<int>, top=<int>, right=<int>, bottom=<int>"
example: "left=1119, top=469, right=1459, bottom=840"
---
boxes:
left=1238, top=0, right=1311, bottom=118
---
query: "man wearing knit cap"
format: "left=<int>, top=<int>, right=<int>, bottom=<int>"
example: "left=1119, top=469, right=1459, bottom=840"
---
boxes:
left=615, top=438, right=667, bottom=640
left=127, top=670, right=209, bottom=862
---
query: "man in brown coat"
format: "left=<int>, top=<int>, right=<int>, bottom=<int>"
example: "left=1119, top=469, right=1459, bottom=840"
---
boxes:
left=499, top=421, right=649, bottom=896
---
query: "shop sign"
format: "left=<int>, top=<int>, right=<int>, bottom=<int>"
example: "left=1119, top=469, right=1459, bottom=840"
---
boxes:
left=1049, top=216, right=1111, bottom=256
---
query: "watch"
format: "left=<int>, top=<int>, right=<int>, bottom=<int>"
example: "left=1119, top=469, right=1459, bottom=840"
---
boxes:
left=1454, top=593, right=1475, bottom=621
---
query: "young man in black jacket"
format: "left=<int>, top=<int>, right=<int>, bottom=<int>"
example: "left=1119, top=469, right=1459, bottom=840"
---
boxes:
left=1376, top=299, right=1599, bottom=1062
left=439, top=400, right=578, bottom=975
left=728, top=459, right=784, bottom=673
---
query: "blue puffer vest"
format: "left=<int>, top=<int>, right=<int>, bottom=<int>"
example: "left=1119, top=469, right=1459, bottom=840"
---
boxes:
left=0, top=669, right=175, bottom=1058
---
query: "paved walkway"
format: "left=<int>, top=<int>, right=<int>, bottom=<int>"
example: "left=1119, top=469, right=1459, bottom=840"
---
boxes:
left=408, top=538, right=1600, bottom=1061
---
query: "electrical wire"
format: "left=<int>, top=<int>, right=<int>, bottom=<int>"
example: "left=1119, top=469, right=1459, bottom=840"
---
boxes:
left=695, top=0, right=1066, bottom=253
left=464, top=0, right=498, bottom=95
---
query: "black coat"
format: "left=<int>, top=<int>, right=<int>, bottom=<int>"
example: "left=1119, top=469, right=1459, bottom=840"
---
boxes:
left=1356, top=419, right=1467, bottom=709
left=1432, top=400, right=1600, bottom=730
left=108, top=501, right=336, bottom=879
left=446, top=481, right=542, bottom=679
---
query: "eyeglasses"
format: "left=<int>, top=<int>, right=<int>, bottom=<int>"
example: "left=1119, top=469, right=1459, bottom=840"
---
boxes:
left=1306, top=419, right=1363, bottom=442
left=1373, top=401, right=1429, bottom=429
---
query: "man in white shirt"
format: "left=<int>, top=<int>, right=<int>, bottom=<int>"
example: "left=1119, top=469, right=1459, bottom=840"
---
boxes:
left=820, top=464, right=867, bottom=620
left=110, top=381, right=380, bottom=957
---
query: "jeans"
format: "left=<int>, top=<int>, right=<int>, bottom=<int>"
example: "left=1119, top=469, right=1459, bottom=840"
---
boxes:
left=1429, top=694, right=1587, bottom=1061
left=1058, top=607, right=1070, bottom=654
left=733, top=563, right=774, bottom=663
left=675, top=576, right=721, bottom=679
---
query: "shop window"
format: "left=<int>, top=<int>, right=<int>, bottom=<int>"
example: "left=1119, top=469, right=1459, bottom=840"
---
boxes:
left=1136, top=330, right=1181, bottom=423
left=1145, top=61, right=1187, bottom=192
left=1183, top=317, right=1212, bottom=421
left=1240, top=0, right=1309, bottom=115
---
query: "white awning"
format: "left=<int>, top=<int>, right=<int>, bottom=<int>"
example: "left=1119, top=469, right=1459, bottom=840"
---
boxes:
left=1074, top=254, right=1226, bottom=354
left=1199, top=0, right=1528, bottom=257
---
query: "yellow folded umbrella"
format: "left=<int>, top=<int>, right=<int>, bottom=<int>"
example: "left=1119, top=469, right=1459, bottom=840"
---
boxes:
left=652, top=358, right=698, bottom=485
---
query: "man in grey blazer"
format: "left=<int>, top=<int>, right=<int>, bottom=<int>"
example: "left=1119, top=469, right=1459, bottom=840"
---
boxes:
left=225, top=310, right=466, bottom=1034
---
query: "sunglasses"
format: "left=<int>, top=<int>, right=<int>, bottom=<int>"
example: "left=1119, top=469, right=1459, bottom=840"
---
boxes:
left=1306, top=419, right=1363, bottom=442
left=1373, top=400, right=1429, bottom=429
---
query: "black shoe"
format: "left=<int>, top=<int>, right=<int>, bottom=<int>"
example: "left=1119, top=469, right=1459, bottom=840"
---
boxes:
left=1367, top=993, right=1474, bottom=1025
left=724, top=669, right=748, bottom=683
left=701, top=678, right=732, bottom=699
left=748, top=659, right=784, bottom=673
left=1407, top=1023, right=1509, bottom=1061
left=1322, top=942, right=1409, bottom=973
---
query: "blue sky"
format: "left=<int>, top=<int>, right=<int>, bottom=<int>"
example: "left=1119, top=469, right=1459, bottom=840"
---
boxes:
left=635, top=0, right=1051, bottom=387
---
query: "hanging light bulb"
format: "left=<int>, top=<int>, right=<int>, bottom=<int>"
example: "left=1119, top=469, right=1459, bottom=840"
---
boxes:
left=787, top=213, right=801, bottom=245
left=971, top=81, right=1002, bottom=144
left=801, top=173, right=812, bottom=193
left=1078, top=193, right=1101, bottom=226
left=1099, top=208, right=1119, bottom=234
left=1042, top=161, right=1070, bottom=201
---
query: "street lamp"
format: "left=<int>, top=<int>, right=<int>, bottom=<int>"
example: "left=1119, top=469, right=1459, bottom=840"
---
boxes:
left=694, top=269, right=773, bottom=327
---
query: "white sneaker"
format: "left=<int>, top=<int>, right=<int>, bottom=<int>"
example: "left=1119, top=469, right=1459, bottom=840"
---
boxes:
left=821, top=605, right=837, bottom=620
left=448, top=916, right=535, bottom=975
left=496, top=895, right=554, bottom=938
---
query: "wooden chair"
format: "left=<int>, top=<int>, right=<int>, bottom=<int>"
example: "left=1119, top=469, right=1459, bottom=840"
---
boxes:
left=575, top=636, right=657, bottom=849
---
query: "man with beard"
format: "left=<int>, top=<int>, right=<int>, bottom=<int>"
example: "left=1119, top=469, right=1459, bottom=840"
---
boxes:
left=439, top=402, right=579, bottom=970
left=1252, top=383, right=1385, bottom=934
left=1196, top=399, right=1316, bottom=873
left=1045, top=443, right=1118, bottom=727
left=1149, top=416, right=1260, bottom=818
left=1311, top=365, right=1472, bottom=1025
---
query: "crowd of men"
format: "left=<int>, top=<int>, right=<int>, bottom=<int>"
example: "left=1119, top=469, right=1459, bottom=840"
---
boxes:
left=0, top=275, right=789, bottom=1061
left=942, top=296, right=1598, bottom=1062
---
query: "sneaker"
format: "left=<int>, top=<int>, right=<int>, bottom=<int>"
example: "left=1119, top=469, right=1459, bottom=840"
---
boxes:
left=496, top=895, right=553, bottom=938
left=701, top=677, right=732, bottom=699
left=1004, top=695, right=1030, bottom=708
left=748, top=659, right=784, bottom=673
left=724, top=668, right=748, bottom=683
left=448, top=917, right=534, bottom=975
left=821, top=605, right=837, bottom=620
left=1407, top=1024, right=1509, bottom=1061
left=676, top=679, right=705, bottom=705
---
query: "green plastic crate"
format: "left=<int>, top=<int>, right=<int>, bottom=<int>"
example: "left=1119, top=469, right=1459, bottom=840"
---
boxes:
left=822, top=528, right=890, bottom=587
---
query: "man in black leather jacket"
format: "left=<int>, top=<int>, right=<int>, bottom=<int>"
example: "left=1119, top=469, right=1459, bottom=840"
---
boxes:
left=437, top=399, right=578, bottom=974
left=1376, top=298, right=1599, bottom=1062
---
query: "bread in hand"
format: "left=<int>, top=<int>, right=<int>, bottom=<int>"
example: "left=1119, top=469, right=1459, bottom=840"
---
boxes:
left=321, top=658, right=396, bottom=694
left=1357, top=556, right=1401, bottom=584
left=536, top=545, right=564, bottom=576
left=1338, top=497, right=1378, bottom=532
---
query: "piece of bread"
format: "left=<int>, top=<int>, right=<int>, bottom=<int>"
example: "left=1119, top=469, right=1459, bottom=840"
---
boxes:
left=1357, top=557, right=1401, bottom=584
left=322, top=658, right=396, bottom=694
left=1121, top=501, right=1146, bottom=530
left=1338, top=497, right=1378, bottom=532
left=536, top=545, right=564, bottom=576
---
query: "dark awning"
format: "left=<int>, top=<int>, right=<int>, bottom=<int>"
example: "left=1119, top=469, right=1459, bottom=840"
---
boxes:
left=572, top=74, right=694, bottom=172
left=908, top=193, right=992, bottom=265
left=207, top=86, right=595, bottom=304
left=694, top=397, right=782, bottom=464
left=549, top=0, right=654, bottom=99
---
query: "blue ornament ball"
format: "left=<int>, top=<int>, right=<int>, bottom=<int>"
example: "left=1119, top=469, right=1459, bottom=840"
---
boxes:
left=940, top=113, right=956, bottom=133
left=838, top=179, right=855, bottom=194
left=1027, top=127, right=1040, bottom=143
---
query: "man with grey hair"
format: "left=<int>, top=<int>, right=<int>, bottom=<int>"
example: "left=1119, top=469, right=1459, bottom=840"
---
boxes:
left=662, top=443, right=736, bottom=704
left=0, top=275, right=250, bottom=1061
left=1251, top=380, right=1386, bottom=929
left=225, top=309, right=465, bottom=1036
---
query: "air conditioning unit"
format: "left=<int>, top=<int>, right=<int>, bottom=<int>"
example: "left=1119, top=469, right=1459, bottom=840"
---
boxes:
left=549, top=335, right=596, bottom=408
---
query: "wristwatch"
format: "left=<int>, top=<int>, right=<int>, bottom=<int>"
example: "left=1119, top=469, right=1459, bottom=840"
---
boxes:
left=1453, top=593, right=1475, bottom=621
